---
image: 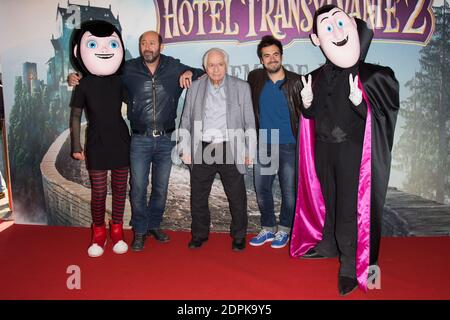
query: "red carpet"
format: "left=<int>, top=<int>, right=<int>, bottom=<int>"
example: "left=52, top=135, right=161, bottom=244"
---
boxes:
left=0, top=224, right=449, bottom=300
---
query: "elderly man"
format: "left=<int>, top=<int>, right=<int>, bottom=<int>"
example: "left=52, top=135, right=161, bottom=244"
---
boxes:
left=179, top=48, right=256, bottom=251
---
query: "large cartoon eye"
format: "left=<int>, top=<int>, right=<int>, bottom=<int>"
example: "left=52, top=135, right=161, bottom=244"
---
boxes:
left=87, top=40, right=97, bottom=49
left=110, top=40, right=120, bottom=49
left=326, top=24, right=334, bottom=33
left=337, top=20, right=345, bottom=29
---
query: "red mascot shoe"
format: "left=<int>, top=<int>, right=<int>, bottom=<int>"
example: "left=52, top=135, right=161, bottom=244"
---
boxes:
left=110, top=222, right=128, bottom=254
left=87, top=224, right=107, bottom=257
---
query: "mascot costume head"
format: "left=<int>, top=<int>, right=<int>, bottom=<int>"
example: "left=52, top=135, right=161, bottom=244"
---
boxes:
left=310, top=4, right=373, bottom=67
left=71, top=20, right=125, bottom=76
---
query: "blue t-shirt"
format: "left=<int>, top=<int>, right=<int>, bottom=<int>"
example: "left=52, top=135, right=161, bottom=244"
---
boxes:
left=259, top=79, right=295, bottom=144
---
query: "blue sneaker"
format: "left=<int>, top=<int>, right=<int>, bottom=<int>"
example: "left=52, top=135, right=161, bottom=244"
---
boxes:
left=271, top=231, right=289, bottom=249
left=249, top=229, right=275, bottom=246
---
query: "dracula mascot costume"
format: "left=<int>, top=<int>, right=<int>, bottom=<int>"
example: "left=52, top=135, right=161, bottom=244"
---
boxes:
left=290, top=4, right=399, bottom=296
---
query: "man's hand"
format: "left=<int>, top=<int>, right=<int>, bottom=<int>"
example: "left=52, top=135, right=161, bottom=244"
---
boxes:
left=244, top=157, right=253, bottom=167
left=301, top=75, right=313, bottom=108
left=67, top=72, right=82, bottom=87
left=181, top=153, right=191, bottom=165
left=179, top=70, right=194, bottom=89
left=349, top=74, right=363, bottom=106
left=72, top=151, right=85, bottom=161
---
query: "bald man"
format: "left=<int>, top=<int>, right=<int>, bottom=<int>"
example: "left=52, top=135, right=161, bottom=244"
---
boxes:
left=69, top=31, right=204, bottom=251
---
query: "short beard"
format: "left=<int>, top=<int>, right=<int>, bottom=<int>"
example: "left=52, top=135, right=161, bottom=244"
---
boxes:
left=142, top=51, right=160, bottom=64
left=266, top=64, right=282, bottom=74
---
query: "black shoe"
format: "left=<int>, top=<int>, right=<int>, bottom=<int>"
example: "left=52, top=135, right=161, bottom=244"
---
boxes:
left=131, top=233, right=147, bottom=252
left=232, top=238, right=246, bottom=251
left=301, top=248, right=327, bottom=259
left=188, top=237, right=208, bottom=249
left=338, top=276, right=358, bottom=296
left=147, top=229, right=170, bottom=242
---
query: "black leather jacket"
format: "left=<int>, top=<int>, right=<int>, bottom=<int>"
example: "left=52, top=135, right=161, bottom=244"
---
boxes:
left=122, top=54, right=204, bottom=133
left=247, top=67, right=303, bottom=138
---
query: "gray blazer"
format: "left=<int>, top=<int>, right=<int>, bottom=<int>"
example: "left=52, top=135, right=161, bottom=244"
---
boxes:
left=179, top=74, right=256, bottom=174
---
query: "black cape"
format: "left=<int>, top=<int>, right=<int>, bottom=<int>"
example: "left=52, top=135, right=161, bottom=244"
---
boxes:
left=298, top=62, right=399, bottom=265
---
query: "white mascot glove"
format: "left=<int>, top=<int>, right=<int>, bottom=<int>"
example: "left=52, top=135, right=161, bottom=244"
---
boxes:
left=301, top=74, right=313, bottom=108
left=349, top=74, right=363, bottom=106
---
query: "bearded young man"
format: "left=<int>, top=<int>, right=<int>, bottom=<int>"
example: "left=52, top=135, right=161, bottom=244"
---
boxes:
left=247, top=36, right=303, bottom=250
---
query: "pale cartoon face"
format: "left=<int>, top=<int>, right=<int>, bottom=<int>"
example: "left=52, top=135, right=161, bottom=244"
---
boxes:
left=77, top=31, right=124, bottom=76
left=311, top=8, right=360, bottom=68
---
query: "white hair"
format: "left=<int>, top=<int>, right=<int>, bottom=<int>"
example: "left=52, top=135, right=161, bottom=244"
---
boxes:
left=202, top=48, right=229, bottom=69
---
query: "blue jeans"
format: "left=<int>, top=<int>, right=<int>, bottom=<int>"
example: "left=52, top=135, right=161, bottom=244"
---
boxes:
left=254, top=143, right=296, bottom=231
left=130, top=133, right=175, bottom=234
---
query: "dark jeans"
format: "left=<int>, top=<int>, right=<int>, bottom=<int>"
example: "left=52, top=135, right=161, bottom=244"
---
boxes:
left=130, top=133, right=175, bottom=234
left=190, top=142, right=247, bottom=240
left=254, top=143, right=296, bottom=232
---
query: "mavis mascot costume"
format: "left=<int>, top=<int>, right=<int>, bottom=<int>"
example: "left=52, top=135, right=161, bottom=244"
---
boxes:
left=70, top=20, right=130, bottom=257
